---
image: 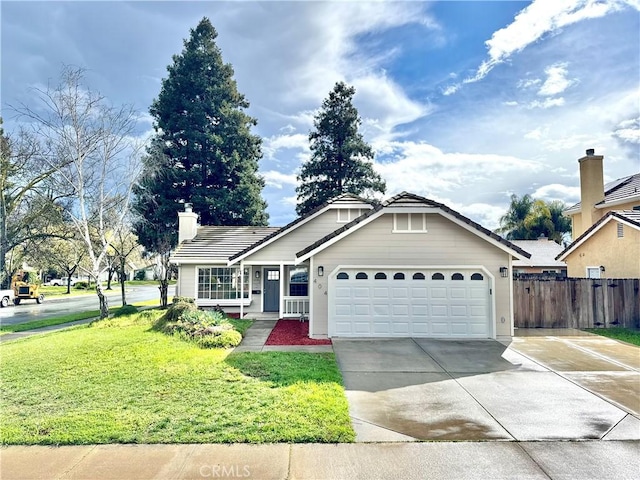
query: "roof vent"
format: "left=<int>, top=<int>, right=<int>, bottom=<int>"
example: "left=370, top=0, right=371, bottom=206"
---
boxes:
left=586, top=148, right=595, bottom=156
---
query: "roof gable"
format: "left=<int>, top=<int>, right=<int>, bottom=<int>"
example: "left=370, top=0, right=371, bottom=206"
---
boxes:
left=296, top=192, right=531, bottom=261
left=556, top=210, right=640, bottom=261
left=228, top=193, right=374, bottom=263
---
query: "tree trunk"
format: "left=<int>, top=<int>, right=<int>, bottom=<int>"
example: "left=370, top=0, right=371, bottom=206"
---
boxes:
left=119, top=258, right=127, bottom=305
left=96, top=283, right=109, bottom=319
left=159, top=280, right=169, bottom=308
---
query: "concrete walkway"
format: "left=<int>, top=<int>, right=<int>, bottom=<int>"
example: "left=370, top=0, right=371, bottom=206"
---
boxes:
left=2, top=441, right=639, bottom=479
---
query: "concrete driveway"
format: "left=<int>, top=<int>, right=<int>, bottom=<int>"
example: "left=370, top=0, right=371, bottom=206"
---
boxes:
left=333, top=334, right=640, bottom=442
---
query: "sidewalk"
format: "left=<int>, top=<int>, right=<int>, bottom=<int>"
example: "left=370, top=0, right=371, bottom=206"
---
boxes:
left=1, top=441, right=638, bottom=479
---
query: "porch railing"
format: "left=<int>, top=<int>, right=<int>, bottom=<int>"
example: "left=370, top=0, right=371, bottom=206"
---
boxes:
left=283, top=296, right=309, bottom=318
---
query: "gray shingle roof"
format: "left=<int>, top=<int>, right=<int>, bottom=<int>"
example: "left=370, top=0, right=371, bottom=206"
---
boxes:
left=172, top=226, right=280, bottom=262
left=511, top=239, right=566, bottom=267
left=295, top=192, right=531, bottom=259
left=567, top=172, right=640, bottom=211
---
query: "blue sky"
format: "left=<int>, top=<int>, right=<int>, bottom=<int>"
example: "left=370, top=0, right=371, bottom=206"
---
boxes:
left=2, top=0, right=639, bottom=231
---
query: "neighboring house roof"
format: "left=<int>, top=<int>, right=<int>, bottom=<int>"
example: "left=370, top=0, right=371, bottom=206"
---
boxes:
left=228, top=193, right=374, bottom=263
left=171, top=226, right=279, bottom=262
left=556, top=210, right=640, bottom=261
left=295, top=192, right=531, bottom=261
left=511, top=239, right=566, bottom=268
left=566, top=173, right=640, bottom=213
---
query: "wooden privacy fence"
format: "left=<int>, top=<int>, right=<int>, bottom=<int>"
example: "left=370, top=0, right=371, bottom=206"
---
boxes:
left=514, top=278, right=640, bottom=329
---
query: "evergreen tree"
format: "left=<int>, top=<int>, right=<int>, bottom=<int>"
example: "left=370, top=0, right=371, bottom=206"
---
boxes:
left=145, top=17, right=268, bottom=227
left=296, top=82, right=386, bottom=216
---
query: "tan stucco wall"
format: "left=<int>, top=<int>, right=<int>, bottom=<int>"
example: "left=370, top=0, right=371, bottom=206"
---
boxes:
left=309, top=213, right=514, bottom=338
left=570, top=199, right=639, bottom=239
left=565, top=221, right=640, bottom=278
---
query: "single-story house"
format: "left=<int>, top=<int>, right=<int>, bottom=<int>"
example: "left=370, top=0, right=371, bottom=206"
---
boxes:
left=170, top=192, right=530, bottom=340
left=559, top=149, right=640, bottom=278
left=511, top=236, right=567, bottom=277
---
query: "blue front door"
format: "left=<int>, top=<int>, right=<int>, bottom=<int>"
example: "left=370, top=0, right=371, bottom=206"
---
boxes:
left=263, top=268, right=280, bottom=312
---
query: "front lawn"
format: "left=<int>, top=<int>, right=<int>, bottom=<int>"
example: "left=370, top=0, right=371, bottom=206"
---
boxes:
left=0, top=312, right=354, bottom=444
left=585, top=327, right=640, bottom=346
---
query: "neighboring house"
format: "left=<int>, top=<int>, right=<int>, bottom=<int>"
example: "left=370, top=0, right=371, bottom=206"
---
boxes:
left=511, top=236, right=567, bottom=276
left=558, top=149, right=640, bottom=278
left=170, top=193, right=530, bottom=340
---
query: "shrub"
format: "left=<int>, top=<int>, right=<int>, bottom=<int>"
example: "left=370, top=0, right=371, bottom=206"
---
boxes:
left=113, top=304, right=139, bottom=317
left=196, top=329, right=242, bottom=349
left=134, top=270, right=146, bottom=281
left=74, top=281, right=90, bottom=290
left=172, top=296, right=195, bottom=304
left=154, top=303, right=244, bottom=349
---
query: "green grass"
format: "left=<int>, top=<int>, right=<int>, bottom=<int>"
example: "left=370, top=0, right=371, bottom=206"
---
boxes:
left=585, top=327, right=640, bottom=346
left=0, top=310, right=112, bottom=334
left=0, top=312, right=354, bottom=444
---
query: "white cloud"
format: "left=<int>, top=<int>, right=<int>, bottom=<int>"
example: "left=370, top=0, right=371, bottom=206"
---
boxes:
left=528, top=97, right=566, bottom=109
left=374, top=142, right=544, bottom=201
left=613, top=117, right=640, bottom=144
left=262, top=170, right=299, bottom=190
left=465, top=0, right=629, bottom=85
left=263, top=133, right=309, bottom=159
left=532, top=183, right=581, bottom=204
left=538, top=63, right=577, bottom=96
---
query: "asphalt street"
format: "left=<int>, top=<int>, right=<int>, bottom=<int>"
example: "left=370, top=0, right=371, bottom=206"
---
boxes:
left=0, top=285, right=175, bottom=326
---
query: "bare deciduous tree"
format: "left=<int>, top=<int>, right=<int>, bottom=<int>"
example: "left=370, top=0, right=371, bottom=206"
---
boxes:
left=13, top=67, right=144, bottom=318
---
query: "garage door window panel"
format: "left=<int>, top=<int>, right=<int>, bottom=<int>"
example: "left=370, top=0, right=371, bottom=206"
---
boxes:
left=432, top=273, right=445, bottom=280
left=374, top=272, right=387, bottom=280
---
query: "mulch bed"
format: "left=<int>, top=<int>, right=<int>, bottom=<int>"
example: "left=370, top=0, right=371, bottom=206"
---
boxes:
left=265, top=319, right=332, bottom=346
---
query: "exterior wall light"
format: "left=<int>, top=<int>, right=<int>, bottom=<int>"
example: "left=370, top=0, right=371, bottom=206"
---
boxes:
left=255, top=270, right=260, bottom=279
left=317, top=266, right=324, bottom=277
left=499, top=267, right=508, bottom=278
left=599, top=265, right=605, bottom=272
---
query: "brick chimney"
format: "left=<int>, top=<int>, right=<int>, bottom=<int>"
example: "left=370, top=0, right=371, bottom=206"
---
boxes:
left=578, top=149, right=605, bottom=236
left=178, top=203, right=198, bottom=243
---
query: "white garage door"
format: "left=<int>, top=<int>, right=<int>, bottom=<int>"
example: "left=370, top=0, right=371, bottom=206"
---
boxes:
left=329, top=268, right=491, bottom=338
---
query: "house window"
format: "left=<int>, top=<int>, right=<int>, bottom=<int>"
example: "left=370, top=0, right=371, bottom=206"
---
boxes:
left=197, top=267, right=248, bottom=300
left=288, top=266, right=308, bottom=296
left=393, top=213, right=427, bottom=232
left=267, top=270, right=280, bottom=281
left=617, top=222, right=624, bottom=238
left=337, top=208, right=363, bottom=223
left=586, top=267, right=601, bottom=279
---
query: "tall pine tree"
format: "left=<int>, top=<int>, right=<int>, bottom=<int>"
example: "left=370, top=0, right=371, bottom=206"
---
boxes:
left=296, top=82, right=385, bottom=216
left=142, top=17, right=268, bottom=228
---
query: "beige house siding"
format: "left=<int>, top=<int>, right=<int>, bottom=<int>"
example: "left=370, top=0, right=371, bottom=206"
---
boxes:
left=309, top=213, right=513, bottom=338
left=565, top=222, right=640, bottom=278
left=243, top=209, right=359, bottom=263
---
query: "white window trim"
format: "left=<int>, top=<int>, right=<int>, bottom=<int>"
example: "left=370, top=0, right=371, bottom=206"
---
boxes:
left=586, top=266, right=601, bottom=279
left=392, top=213, right=428, bottom=233
left=336, top=208, right=362, bottom=223
left=194, top=265, right=251, bottom=306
